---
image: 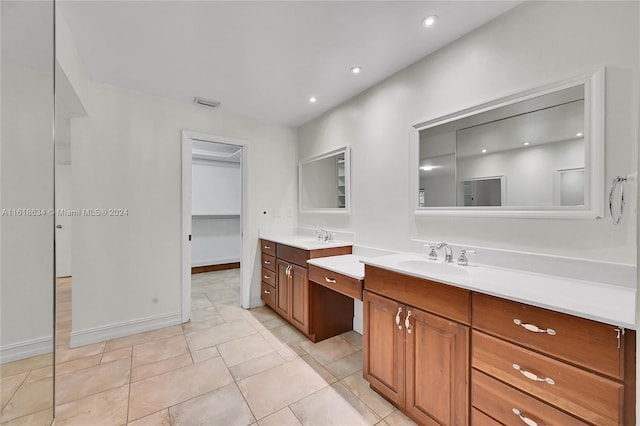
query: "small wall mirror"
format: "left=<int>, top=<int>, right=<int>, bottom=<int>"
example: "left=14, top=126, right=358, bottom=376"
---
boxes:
left=299, top=147, right=350, bottom=213
left=412, top=69, right=604, bottom=219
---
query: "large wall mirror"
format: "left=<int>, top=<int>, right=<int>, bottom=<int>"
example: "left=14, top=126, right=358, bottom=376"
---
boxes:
left=299, top=147, right=350, bottom=213
left=412, top=69, right=604, bottom=219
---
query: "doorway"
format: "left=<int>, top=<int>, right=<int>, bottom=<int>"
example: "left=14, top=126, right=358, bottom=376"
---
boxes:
left=181, top=131, right=246, bottom=323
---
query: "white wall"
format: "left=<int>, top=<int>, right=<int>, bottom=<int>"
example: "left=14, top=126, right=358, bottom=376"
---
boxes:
left=191, top=158, right=241, bottom=266
left=299, top=1, right=639, bottom=264
left=0, top=64, right=54, bottom=361
left=69, top=81, right=297, bottom=341
left=192, top=159, right=241, bottom=215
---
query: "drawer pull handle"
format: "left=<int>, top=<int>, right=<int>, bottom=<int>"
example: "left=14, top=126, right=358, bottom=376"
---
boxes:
left=405, top=310, right=412, bottom=334
left=264, top=275, right=270, bottom=279
left=513, top=319, right=556, bottom=336
left=325, top=277, right=337, bottom=284
left=512, top=364, right=555, bottom=385
left=263, top=289, right=271, bottom=295
left=395, top=307, right=403, bottom=330
left=512, top=408, right=539, bottom=426
left=264, top=260, right=271, bottom=265
left=264, top=245, right=271, bottom=249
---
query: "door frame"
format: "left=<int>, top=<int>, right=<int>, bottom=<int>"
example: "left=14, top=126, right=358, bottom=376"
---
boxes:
left=181, top=130, right=248, bottom=323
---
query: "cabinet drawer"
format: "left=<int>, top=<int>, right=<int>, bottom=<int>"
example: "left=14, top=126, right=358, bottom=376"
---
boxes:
left=308, top=264, right=362, bottom=300
left=471, top=408, right=501, bottom=426
left=472, top=293, right=623, bottom=379
left=364, top=265, right=470, bottom=324
left=262, top=267, right=276, bottom=287
left=473, top=331, right=623, bottom=426
left=261, top=282, right=275, bottom=309
left=277, top=244, right=308, bottom=268
left=472, top=369, right=585, bottom=426
left=262, top=254, right=276, bottom=272
left=260, top=239, right=276, bottom=257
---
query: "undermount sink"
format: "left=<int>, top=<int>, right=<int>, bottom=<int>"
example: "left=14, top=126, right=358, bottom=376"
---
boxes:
left=395, top=259, right=469, bottom=277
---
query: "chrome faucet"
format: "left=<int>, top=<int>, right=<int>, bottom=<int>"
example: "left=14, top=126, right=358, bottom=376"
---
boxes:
left=435, top=242, right=453, bottom=263
left=316, top=229, right=333, bottom=242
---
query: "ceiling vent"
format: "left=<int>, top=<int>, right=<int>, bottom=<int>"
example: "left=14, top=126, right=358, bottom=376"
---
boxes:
left=193, top=97, right=221, bottom=109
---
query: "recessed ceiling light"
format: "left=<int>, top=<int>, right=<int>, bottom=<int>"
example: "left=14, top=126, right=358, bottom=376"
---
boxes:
left=481, top=149, right=487, bottom=154
left=422, top=15, right=438, bottom=27
left=524, top=142, right=530, bottom=146
left=193, top=97, right=221, bottom=109
left=420, top=166, right=434, bottom=171
left=309, top=96, right=317, bottom=103
left=350, top=66, right=362, bottom=74
left=576, top=132, right=583, bottom=137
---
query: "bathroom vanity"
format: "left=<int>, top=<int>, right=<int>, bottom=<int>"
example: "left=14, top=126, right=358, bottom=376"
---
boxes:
left=260, top=238, right=355, bottom=342
left=361, top=256, right=636, bottom=426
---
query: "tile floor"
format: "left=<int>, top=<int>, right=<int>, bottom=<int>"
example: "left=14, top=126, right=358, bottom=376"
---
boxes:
left=2, top=269, right=417, bottom=426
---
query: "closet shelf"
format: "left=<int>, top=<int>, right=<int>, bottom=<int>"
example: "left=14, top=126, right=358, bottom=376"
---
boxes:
left=192, top=214, right=240, bottom=219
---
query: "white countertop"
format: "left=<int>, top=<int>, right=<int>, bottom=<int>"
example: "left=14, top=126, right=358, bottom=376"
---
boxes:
left=307, top=255, right=366, bottom=280
left=362, top=252, right=636, bottom=329
left=260, top=233, right=353, bottom=251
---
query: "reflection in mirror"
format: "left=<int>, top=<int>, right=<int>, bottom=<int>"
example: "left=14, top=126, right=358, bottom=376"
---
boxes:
left=1, top=1, right=55, bottom=424
left=415, top=73, right=603, bottom=218
left=299, top=147, right=350, bottom=212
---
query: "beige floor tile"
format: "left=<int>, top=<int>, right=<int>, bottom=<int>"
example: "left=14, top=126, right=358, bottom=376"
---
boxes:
left=330, top=382, right=381, bottom=425
left=55, top=359, right=130, bottom=405
left=257, top=407, right=301, bottom=426
left=341, top=331, right=363, bottom=349
left=185, top=319, right=257, bottom=352
left=217, top=334, right=276, bottom=367
left=23, top=367, right=53, bottom=384
left=341, top=372, right=395, bottom=418
left=382, top=410, right=418, bottom=426
left=56, top=341, right=105, bottom=364
left=103, top=325, right=183, bottom=352
left=132, top=334, right=188, bottom=367
left=288, top=343, right=307, bottom=357
left=301, top=355, right=337, bottom=385
left=237, top=358, right=328, bottom=420
left=131, top=353, right=193, bottom=383
left=262, top=317, right=287, bottom=330
left=300, top=335, right=359, bottom=365
left=101, top=347, right=132, bottom=364
left=0, top=354, right=52, bottom=378
left=215, top=303, right=246, bottom=322
left=268, top=325, right=306, bottom=345
left=228, top=352, right=285, bottom=381
left=55, top=384, right=129, bottom=426
left=289, top=385, right=371, bottom=426
left=375, top=420, right=391, bottom=426
left=191, top=346, right=220, bottom=363
left=0, top=377, right=53, bottom=423
left=55, top=354, right=102, bottom=376
left=248, top=307, right=280, bottom=324
left=0, top=408, right=52, bottom=426
left=127, top=409, right=170, bottom=426
left=324, top=350, right=363, bottom=379
left=169, top=383, right=255, bottom=426
left=128, top=356, right=233, bottom=421
left=206, top=287, right=239, bottom=304
left=191, top=293, right=214, bottom=310
left=0, top=372, right=28, bottom=410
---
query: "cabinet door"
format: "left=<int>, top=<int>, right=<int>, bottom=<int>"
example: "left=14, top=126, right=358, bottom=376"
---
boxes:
left=276, top=260, right=290, bottom=318
left=363, top=290, right=405, bottom=406
left=405, top=307, right=469, bottom=426
left=289, top=264, right=309, bottom=334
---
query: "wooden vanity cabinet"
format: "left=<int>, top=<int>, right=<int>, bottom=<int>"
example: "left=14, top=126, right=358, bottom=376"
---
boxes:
left=260, top=238, right=352, bottom=342
left=363, top=266, right=470, bottom=426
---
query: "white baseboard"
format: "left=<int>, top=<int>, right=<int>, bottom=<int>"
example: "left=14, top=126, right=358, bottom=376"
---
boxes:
left=192, top=258, right=240, bottom=268
left=69, top=311, right=182, bottom=348
left=0, top=336, right=54, bottom=363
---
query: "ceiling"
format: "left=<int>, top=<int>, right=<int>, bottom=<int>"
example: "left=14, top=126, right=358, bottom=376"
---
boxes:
left=58, top=1, right=522, bottom=127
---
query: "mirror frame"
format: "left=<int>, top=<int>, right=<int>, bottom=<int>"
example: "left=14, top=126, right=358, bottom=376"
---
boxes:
left=299, top=146, right=351, bottom=214
left=410, top=68, right=605, bottom=219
